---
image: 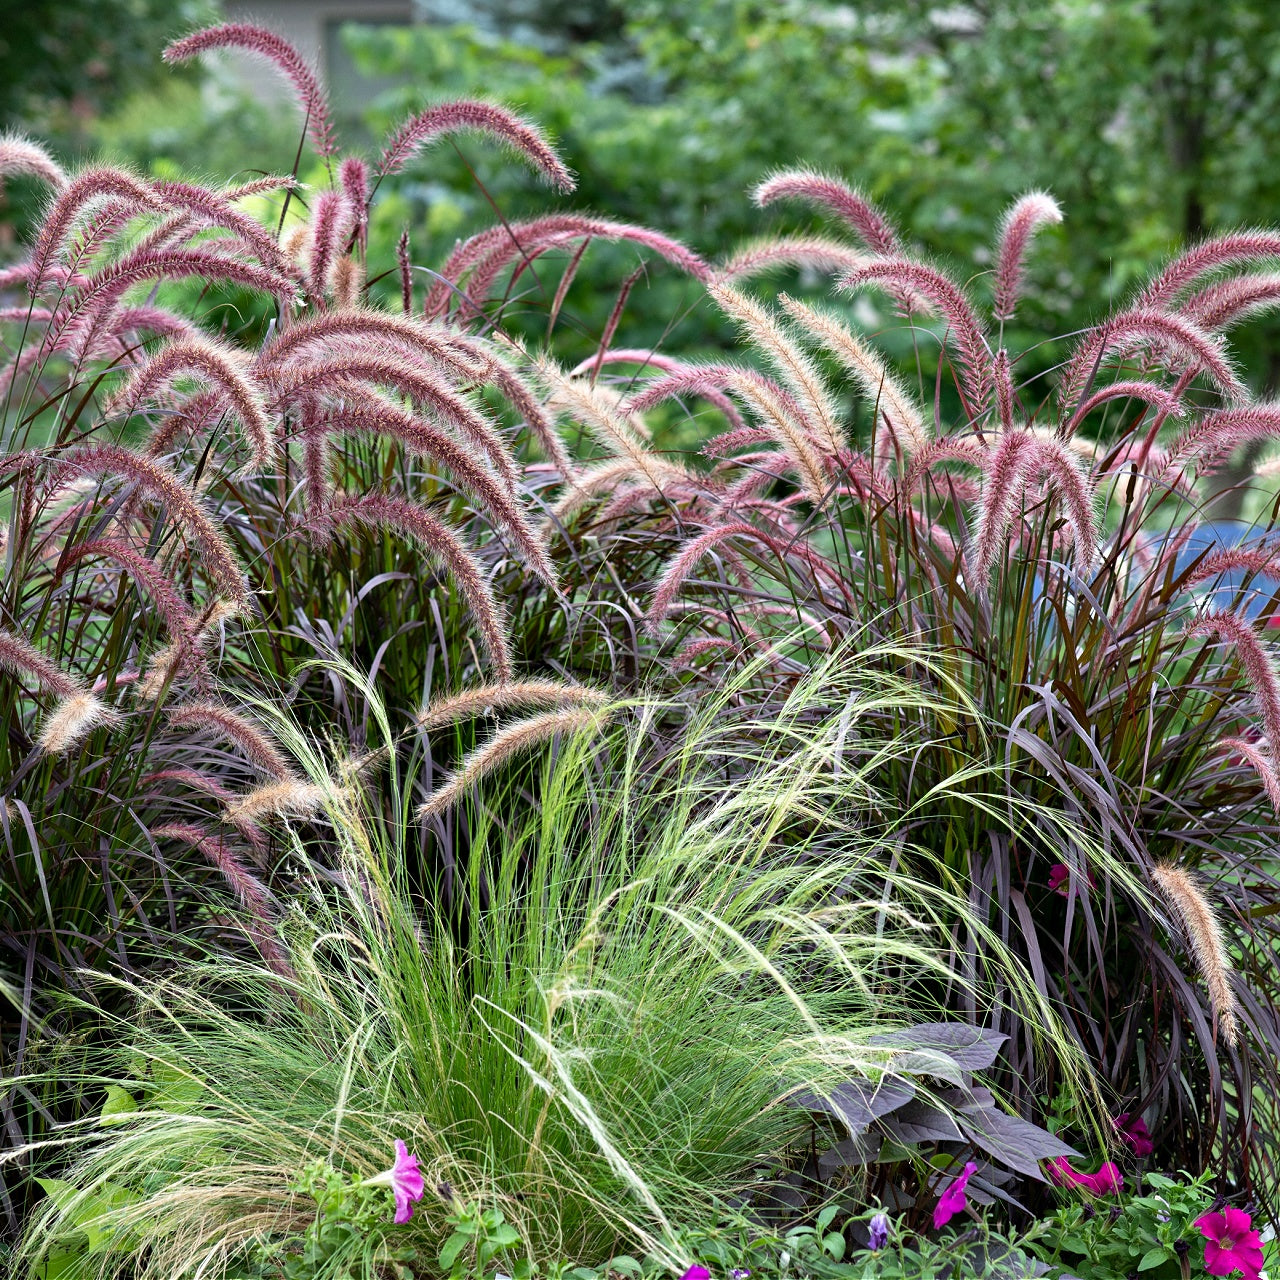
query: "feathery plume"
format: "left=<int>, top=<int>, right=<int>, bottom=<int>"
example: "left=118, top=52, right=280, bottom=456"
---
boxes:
left=153, top=179, right=296, bottom=275
left=106, top=337, right=274, bottom=467
left=50, top=443, right=249, bottom=604
left=1218, top=736, right=1280, bottom=813
left=339, top=155, right=369, bottom=250
left=164, top=23, right=336, bottom=159
left=1058, top=308, right=1242, bottom=408
left=1150, top=864, right=1240, bottom=1047
left=330, top=255, right=363, bottom=308
left=378, top=99, right=574, bottom=190
left=167, top=702, right=295, bottom=780
left=971, top=430, right=1037, bottom=579
left=311, top=492, right=514, bottom=681
left=648, top=522, right=780, bottom=633
left=902, top=437, right=988, bottom=496
left=1064, top=379, right=1186, bottom=434
left=993, top=348, right=1016, bottom=431
left=27, top=167, right=162, bottom=295
left=37, top=693, right=120, bottom=755
left=0, top=628, right=84, bottom=699
left=480, top=343, right=574, bottom=474
left=1187, top=609, right=1280, bottom=748
left=753, top=168, right=900, bottom=256
left=993, top=191, right=1062, bottom=321
left=323, top=391, right=553, bottom=582
left=1139, top=229, right=1280, bottom=310
left=417, top=706, right=606, bottom=819
left=710, top=282, right=844, bottom=458
left=223, top=780, right=328, bottom=825
left=397, top=228, right=413, bottom=314
left=269, top=358, right=518, bottom=492
left=1181, top=273, right=1280, bottom=333
left=1164, top=404, right=1280, bottom=476
left=154, top=821, right=275, bottom=921
left=549, top=456, right=697, bottom=526
left=0, top=133, right=66, bottom=188
left=306, top=188, right=352, bottom=303
left=780, top=293, right=927, bottom=458
left=844, top=258, right=993, bottom=411
left=715, top=235, right=868, bottom=283
left=417, top=680, right=609, bottom=730
left=57, top=539, right=195, bottom=640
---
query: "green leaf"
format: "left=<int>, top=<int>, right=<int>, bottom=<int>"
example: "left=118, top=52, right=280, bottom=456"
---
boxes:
left=823, top=1232, right=846, bottom=1261
left=438, top=1233, right=469, bottom=1273
left=99, top=1086, right=138, bottom=1125
left=817, top=1204, right=839, bottom=1233
left=1138, top=1248, right=1171, bottom=1271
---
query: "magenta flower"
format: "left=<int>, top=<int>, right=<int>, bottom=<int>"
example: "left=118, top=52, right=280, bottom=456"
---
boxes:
left=1114, top=1112, right=1154, bottom=1157
left=932, top=1160, right=977, bottom=1229
left=679, top=1268, right=710, bottom=1280
left=1048, top=863, right=1097, bottom=897
left=365, top=1139, right=425, bottom=1224
left=1046, top=1157, right=1124, bottom=1196
left=1196, top=1207, right=1264, bottom=1279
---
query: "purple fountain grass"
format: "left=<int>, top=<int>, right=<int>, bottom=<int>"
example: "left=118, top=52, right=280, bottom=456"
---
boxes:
left=56, top=539, right=197, bottom=641
left=1138, top=229, right=1280, bottom=310
left=753, top=167, right=901, bottom=257
left=153, top=820, right=276, bottom=921
left=0, top=628, right=84, bottom=700
left=416, top=680, right=609, bottom=730
left=308, top=491, right=514, bottom=681
left=152, top=180, right=296, bottom=277
left=255, top=307, right=487, bottom=382
left=1163, top=403, right=1280, bottom=476
left=844, top=258, right=994, bottom=415
left=710, top=282, right=844, bottom=458
left=1180, top=272, right=1280, bottom=333
left=26, top=167, right=163, bottom=296
left=902, top=437, right=988, bottom=497
left=971, top=429, right=1037, bottom=579
left=477, top=343, right=574, bottom=474
left=647, top=521, right=784, bottom=634
left=306, top=189, right=354, bottom=304
left=1057, top=307, right=1243, bottom=411
left=778, top=293, right=928, bottom=460
left=164, top=23, right=336, bottom=160
left=166, top=702, right=296, bottom=780
left=549, top=455, right=698, bottom=526
left=585, top=350, right=748, bottom=433
left=992, top=191, right=1062, bottom=322
left=43, top=443, right=249, bottom=606
left=417, top=705, right=606, bottom=819
left=397, top=228, right=413, bottom=314
left=425, top=214, right=709, bottom=317
left=107, top=337, right=275, bottom=468
left=37, top=694, right=122, bottom=755
left=315, top=389, right=553, bottom=582
left=1063, top=379, right=1187, bottom=435
left=1218, top=736, right=1280, bottom=812
left=377, top=99, right=574, bottom=192
left=339, top=156, right=369, bottom=253
left=266, top=356, right=519, bottom=493
left=0, top=133, right=66, bottom=188
left=993, top=349, right=1017, bottom=431
left=1186, top=609, right=1280, bottom=750
left=715, top=235, right=868, bottom=283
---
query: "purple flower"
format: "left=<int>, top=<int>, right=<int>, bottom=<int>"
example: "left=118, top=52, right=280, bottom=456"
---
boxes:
left=679, top=1268, right=710, bottom=1280
left=932, top=1160, right=977, bottom=1229
left=868, top=1212, right=890, bottom=1250
left=1113, top=1112, right=1154, bottom=1157
left=366, top=1139, right=425, bottom=1224
left=1046, top=1157, right=1124, bottom=1196
left=731, top=1270, right=751, bottom=1280
left=1196, top=1207, right=1264, bottom=1279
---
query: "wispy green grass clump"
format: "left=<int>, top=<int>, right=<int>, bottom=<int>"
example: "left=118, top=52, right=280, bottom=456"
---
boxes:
left=10, top=646, right=1097, bottom=1280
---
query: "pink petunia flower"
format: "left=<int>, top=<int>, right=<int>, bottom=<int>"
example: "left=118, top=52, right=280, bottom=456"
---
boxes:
left=1114, top=1112, right=1155, bottom=1157
left=933, top=1160, right=978, bottom=1229
left=679, top=1268, right=711, bottom=1280
left=1196, top=1207, right=1265, bottom=1279
left=1046, top=1157, right=1123, bottom=1195
left=365, top=1139, right=425, bottom=1224
left=1048, top=863, right=1097, bottom=897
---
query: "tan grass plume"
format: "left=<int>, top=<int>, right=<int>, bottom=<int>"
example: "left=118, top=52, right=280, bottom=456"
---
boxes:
left=1151, top=863, right=1240, bottom=1047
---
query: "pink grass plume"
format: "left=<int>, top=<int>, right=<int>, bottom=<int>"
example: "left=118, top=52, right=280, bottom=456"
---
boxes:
left=993, top=191, right=1062, bottom=322
left=165, top=23, right=336, bottom=159
left=0, top=133, right=66, bottom=189
left=754, top=168, right=900, bottom=257
left=378, top=99, right=573, bottom=191
left=1140, top=229, right=1280, bottom=310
